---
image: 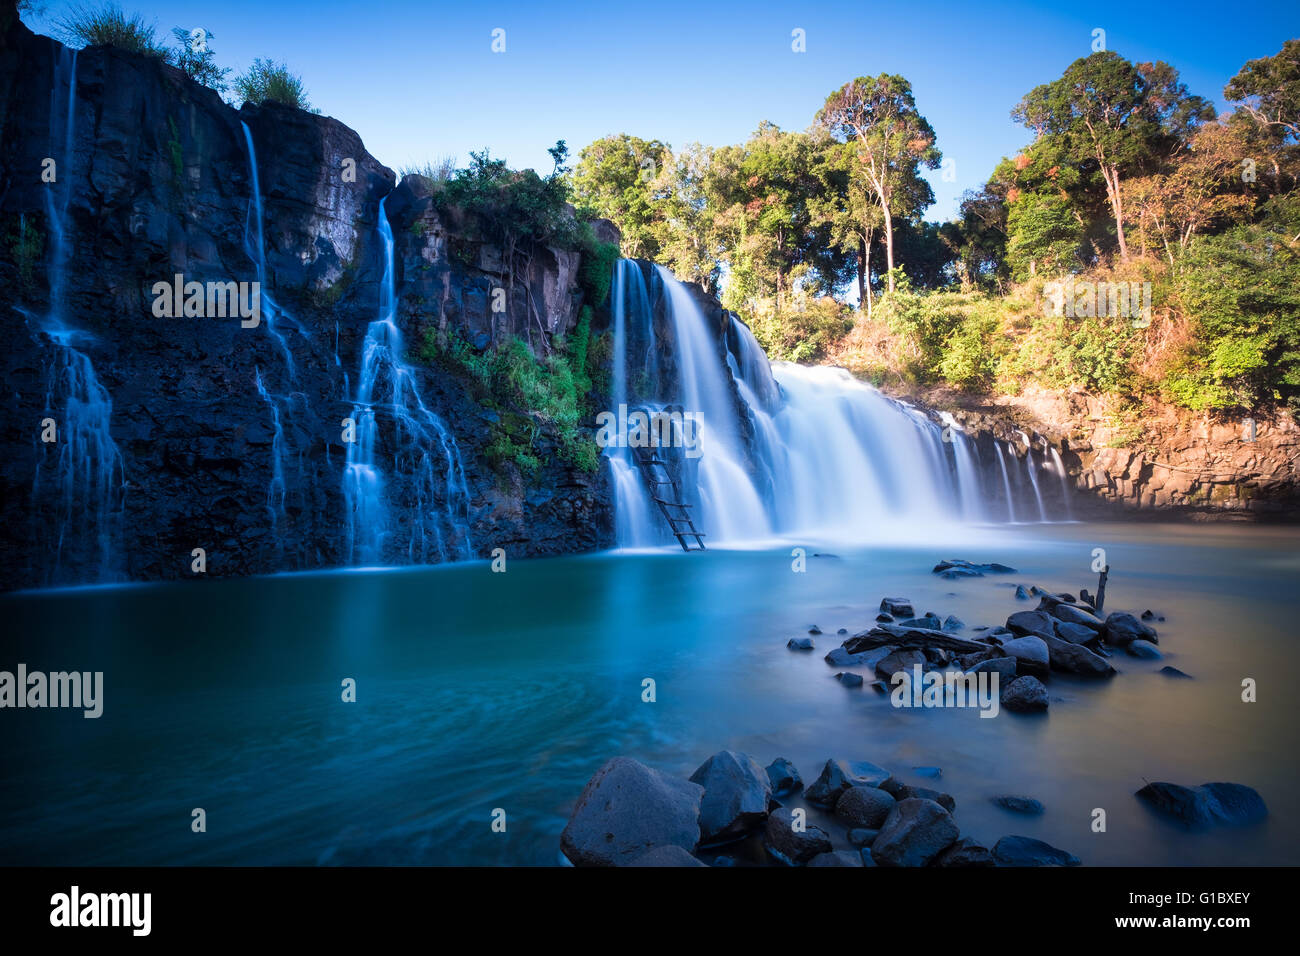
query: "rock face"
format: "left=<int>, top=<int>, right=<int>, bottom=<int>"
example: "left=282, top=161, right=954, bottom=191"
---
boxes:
left=688, top=750, right=772, bottom=845
left=763, top=808, right=832, bottom=865
left=993, top=835, right=1081, bottom=866
left=1136, top=782, right=1268, bottom=828
left=804, top=759, right=893, bottom=808
left=561, top=758, right=703, bottom=866
left=871, top=798, right=960, bottom=867
left=0, top=18, right=620, bottom=589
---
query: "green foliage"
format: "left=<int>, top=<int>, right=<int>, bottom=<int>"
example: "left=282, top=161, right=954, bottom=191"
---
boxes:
left=7, top=215, right=44, bottom=295
left=234, top=58, right=314, bottom=111
left=750, top=298, right=853, bottom=363
left=55, top=2, right=168, bottom=57
left=569, top=134, right=671, bottom=259
left=400, top=156, right=457, bottom=184
left=169, top=27, right=230, bottom=93
left=1005, top=191, right=1084, bottom=280
left=439, top=147, right=575, bottom=249
left=576, top=224, right=619, bottom=308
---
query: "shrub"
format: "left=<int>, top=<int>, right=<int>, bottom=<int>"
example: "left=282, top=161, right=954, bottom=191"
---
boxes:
left=55, top=2, right=168, bottom=57
left=169, top=27, right=230, bottom=93
left=749, top=297, right=854, bottom=363
left=234, top=58, right=313, bottom=111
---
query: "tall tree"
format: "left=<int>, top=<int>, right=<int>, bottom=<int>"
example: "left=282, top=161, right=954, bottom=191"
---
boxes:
left=816, top=74, right=941, bottom=293
left=569, top=134, right=671, bottom=258
left=1012, top=52, right=1213, bottom=260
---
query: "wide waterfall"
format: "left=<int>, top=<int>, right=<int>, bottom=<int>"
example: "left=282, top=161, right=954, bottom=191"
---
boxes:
left=341, top=198, right=473, bottom=566
left=610, top=260, right=1066, bottom=548
left=29, top=47, right=126, bottom=585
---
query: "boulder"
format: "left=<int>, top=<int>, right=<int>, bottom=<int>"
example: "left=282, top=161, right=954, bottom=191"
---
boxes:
left=849, top=625, right=987, bottom=655
left=1047, top=602, right=1105, bottom=632
left=765, top=758, right=802, bottom=796
left=1126, top=639, right=1161, bottom=660
left=1006, top=610, right=1056, bottom=641
left=1043, top=633, right=1116, bottom=677
left=825, top=645, right=892, bottom=669
left=834, top=784, right=897, bottom=828
left=561, top=757, right=703, bottom=866
left=972, top=657, right=1017, bottom=682
left=1136, top=782, right=1267, bottom=828
left=943, top=615, right=965, bottom=631
left=1054, top=621, right=1096, bottom=645
left=848, top=827, right=879, bottom=847
left=1001, top=675, right=1049, bottom=712
left=899, top=613, right=943, bottom=630
left=875, top=648, right=927, bottom=681
left=808, top=850, right=864, bottom=867
left=993, top=835, right=1081, bottom=866
left=871, top=798, right=960, bottom=867
left=894, top=785, right=955, bottom=813
left=934, top=837, right=996, bottom=868
left=627, top=845, right=706, bottom=867
left=991, top=795, right=1045, bottom=815
left=1000, top=636, right=1050, bottom=678
left=763, top=808, right=832, bottom=865
left=836, top=672, right=864, bottom=688
left=879, top=598, right=914, bottom=617
left=1159, top=666, right=1193, bottom=679
left=787, top=637, right=814, bottom=651
left=1104, top=612, right=1158, bottom=646
left=688, top=750, right=772, bottom=845
left=1015, top=585, right=1031, bottom=600
left=804, top=758, right=894, bottom=808
left=932, top=559, right=1017, bottom=576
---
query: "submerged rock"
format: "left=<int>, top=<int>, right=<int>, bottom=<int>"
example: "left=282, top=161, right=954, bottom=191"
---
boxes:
left=1043, top=633, right=1116, bottom=677
left=991, top=794, right=1045, bottom=815
left=871, top=798, right=960, bottom=867
left=834, top=784, right=897, bottom=828
left=1159, top=666, right=1193, bottom=679
left=763, top=808, right=832, bottom=865
left=561, top=757, right=703, bottom=867
left=1126, top=639, right=1162, bottom=660
left=993, top=835, right=1081, bottom=866
left=934, top=837, right=997, bottom=868
left=787, top=637, right=815, bottom=651
left=628, top=845, right=706, bottom=867
left=765, top=758, right=802, bottom=796
left=1136, top=782, right=1267, bottom=828
left=1105, top=612, right=1158, bottom=646
left=932, top=559, right=1018, bottom=576
left=913, top=766, right=942, bottom=778
left=875, top=648, right=927, bottom=681
left=689, top=750, right=772, bottom=845
left=879, top=598, right=914, bottom=618
left=808, top=625, right=822, bottom=635
left=894, top=785, right=955, bottom=812
left=836, top=672, right=864, bottom=688
left=1001, top=675, right=1049, bottom=712
left=804, top=759, right=893, bottom=807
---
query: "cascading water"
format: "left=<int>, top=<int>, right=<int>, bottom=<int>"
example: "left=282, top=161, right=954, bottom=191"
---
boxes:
left=342, top=198, right=473, bottom=565
left=1048, top=445, right=1074, bottom=520
left=995, top=442, right=1018, bottom=523
left=1019, top=431, right=1048, bottom=522
left=29, top=48, right=126, bottom=585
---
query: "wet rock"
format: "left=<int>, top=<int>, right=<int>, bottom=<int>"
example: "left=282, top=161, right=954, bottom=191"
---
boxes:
left=991, top=795, right=1045, bottom=816
left=1043, top=633, right=1117, bottom=677
left=808, top=850, right=863, bottom=867
left=825, top=645, right=892, bottom=669
left=1001, top=675, right=1049, bottom=712
left=765, top=758, right=802, bottom=796
left=958, top=646, right=1004, bottom=668
left=1054, top=620, right=1096, bottom=645
left=943, top=615, right=965, bottom=631
left=850, top=624, right=987, bottom=655
left=836, top=672, right=864, bottom=688
left=934, top=837, right=996, bottom=868
left=932, top=559, right=1017, bottom=576
left=1136, top=782, right=1267, bottom=828
left=879, top=598, right=914, bottom=617
left=763, top=808, right=832, bottom=865
left=1104, top=612, right=1158, bottom=646
left=808, top=625, right=822, bottom=635
left=1159, top=666, right=1193, bottom=679
left=972, top=656, right=1017, bottom=682
left=787, top=637, right=815, bottom=651
left=870, top=680, right=889, bottom=694
left=913, top=766, right=942, bottom=778
left=993, top=835, right=1081, bottom=866
left=689, top=750, right=772, bottom=845
left=1046, top=601, right=1105, bottom=632
left=899, top=613, right=942, bottom=630
left=837, top=627, right=848, bottom=635
left=1015, top=585, right=1031, bottom=600
left=1007, top=610, right=1057, bottom=641
left=860, top=847, right=877, bottom=866
left=876, top=613, right=894, bottom=623
left=804, top=759, right=894, bottom=807
left=875, top=648, right=927, bottom=681
left=1141, top=609, right=1166, bottom=622
left=1126, top=639, right=1161, bottom=660
left=561, top=757, right=703, bottom=866
left=1001, top=636, right=1050, bottom=678
left=871, top=798, right=960, bottom=867
left=628, top=845, right=706, bottom=867
left=848, top=827, right=880, bottom=847
left=895, top=785, right=955, bottom=813
left=834, top=785, right=897, bottom=828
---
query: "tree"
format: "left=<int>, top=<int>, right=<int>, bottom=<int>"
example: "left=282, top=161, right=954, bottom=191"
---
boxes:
left=1013, top=52, right=1213, bottom=260
left=1225, top=39, right=1300, bottom=144
left=170, top=27, right=230, bottom=93
left=569, top=134, right=670, bottom=259
left=816, top=74, right=941, bottom=293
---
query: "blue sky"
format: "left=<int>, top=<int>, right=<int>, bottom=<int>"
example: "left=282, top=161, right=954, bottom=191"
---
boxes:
left=25, top=0, right=1300, bottom=220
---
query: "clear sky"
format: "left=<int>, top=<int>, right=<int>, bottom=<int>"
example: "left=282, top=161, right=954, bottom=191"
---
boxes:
left=24, top=0, right=1300, bottom=220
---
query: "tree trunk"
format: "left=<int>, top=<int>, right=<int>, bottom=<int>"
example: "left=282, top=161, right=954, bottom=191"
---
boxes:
left=1104, top=165, right=1129, bottom=260
left=856, top=236, right=866, bottom=307
left=882, top=201, right=896, bottom=292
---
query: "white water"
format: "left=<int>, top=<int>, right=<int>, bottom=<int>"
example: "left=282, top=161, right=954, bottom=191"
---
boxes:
left=30, top=49, right=126, bottom=585
left=1049, top=446, right=1074, bottom=520
left=1019, top=431, right=1048, bottom=522
left=995, top=443, right=1018, bottom=523
left=342, top=198, right=473, bottom=565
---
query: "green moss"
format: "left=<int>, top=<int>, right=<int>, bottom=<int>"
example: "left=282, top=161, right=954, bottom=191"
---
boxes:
left=7, top=214, right=44, bottom=296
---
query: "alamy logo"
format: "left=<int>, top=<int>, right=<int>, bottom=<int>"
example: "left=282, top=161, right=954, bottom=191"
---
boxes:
left=1042, top=279, right=1152, bottom=328
left=50, top=886, right=150, bottom=936
left=890, top=664, right=1000, bottom=718
left=151, top=274, right=261, bottom=328
left=0, top=664, right=103, bottom=718
left=596, top=404, right=703, bottom=459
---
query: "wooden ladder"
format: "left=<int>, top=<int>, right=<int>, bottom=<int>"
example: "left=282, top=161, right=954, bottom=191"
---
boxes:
left=629, top=443, right=706, bottom=552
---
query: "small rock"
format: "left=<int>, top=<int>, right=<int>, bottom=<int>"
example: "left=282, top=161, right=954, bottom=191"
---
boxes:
left=836, top=671, right=864, bottom=688
left=943, top=615, right=965, bottom=631
left=1159, top=666, right=1193, bottom=679
left=900, top=613, right=943, bottom=630
left=1105, top=611, right=1157, bottom=646
left=825, top=645, right=892, bottom=669
left=993, top=835, right=1081, bottom=866
left=1001, top=675, right=1049, bottom=713
left=879, top=598, right=915, bottom=617
left=1126, top=639, right=1161, bottom=660
left=1136, top=782, right=1267, bottom=828
left=689, top=750, right=772, bottom=845
left=787, top=637, right=815, bottom=651
left=875, top=647, right=927, bottom=681
left=1001, top=636, right=1050, bottom=678
left=934, top=837, right=996, bottom=868
left=991, top=795, right=1045, bottom=815
left=847, top=827, right=879, bottom=847
left=834, top=785, right=897, bottom=828
left=808, top=626, right=822, bottom=635
left=870, top=680, right=888, bottom=694
left=913, top=766, right=942, bottom=779
left=808, top=850, right=863, bottom=867
left=895, top=785, right=955, bottom=812
left=628, top=845, right=706, bottom=867
left=1015, top=585, right=1030, bottom=600
left=763, top=808, right=832, bottom=865
left=765, top=758, right=802, bottom=796
left=876, top=613, right=894, bottom=623
left=972, top=656, right=1018, bottom=682
left=837, top=627, right=848, bottom=635
left=871, top=798, right=960, bottom=867
left=804, top=759, right=894, bottom=807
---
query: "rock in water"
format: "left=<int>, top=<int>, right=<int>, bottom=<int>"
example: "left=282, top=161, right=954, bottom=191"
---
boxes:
left=993, top=835, right=1081, bottom=866
left=807, top=850, right=864, bottom=867
left=1042, top=633, right=1116, bottom=677
left=763, top=808, right=832, bottom=865
left=848, top=828, right=879, bottom=847
left=1053, top=621, right=1096, bottom=645
left=1000, top=636, right=1050, bottom=678
left=934, top=838, right=996, bottom=868
left=871, top=798, right=960, bottom=867
left=787, top=637, right=814, bottom=650
left=561, top=757, right=703, bottom=866
left=875, top=648, right=927, bottom=681
left=1136, top=782, right=1267, bottom=828
left=879, top=598, right=915, bottom=618
left=836, top=672, right=864, bottom=687
left=834, top=785, right=897, bottom=828
left=765, top=758, right=802, bottom=796
left=893, top=785, right=956, bottom=813
left=1126, top=639, right=1161, bottom=660
left=943, top=615, right=965, bottom=631
left=688, top=750, right=772, bottom=845
left=627, top=846, right=706, bottom=867
left=825, top=645, right=892, bottom=669
left=991, top=795, right=1045, bottom=815
left=972, top=656, right=1017, bottom=682
left=1159, top=666, right=1193, bottom=679
left=1104, top=612, right=1158, bottom=646
left=1001, top=675, right=1049, bottom=712
left=1015, top=585, right=1031, bottom=600
left=804, top=759, right=894, bottom=807
left=1006, top=610, right=1056, bottom=641
left=1047, top=601, right=1106, bottom=632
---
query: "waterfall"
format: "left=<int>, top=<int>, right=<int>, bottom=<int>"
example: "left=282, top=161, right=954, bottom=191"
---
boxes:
left=611, top=261, right=994, bottom=546
left=1048, top=446, right=1074, bottom=520
left=253, top=367, right=287, bottom=548
left=240, top=121, right=300, bottom=373
left=342, top=197, right=473, bottom=565
left=30, top=48, right=126, bottom=585
left=1019, top=431, right=1048, bottom=522
left=995, top=443, right=1018, bottom=523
